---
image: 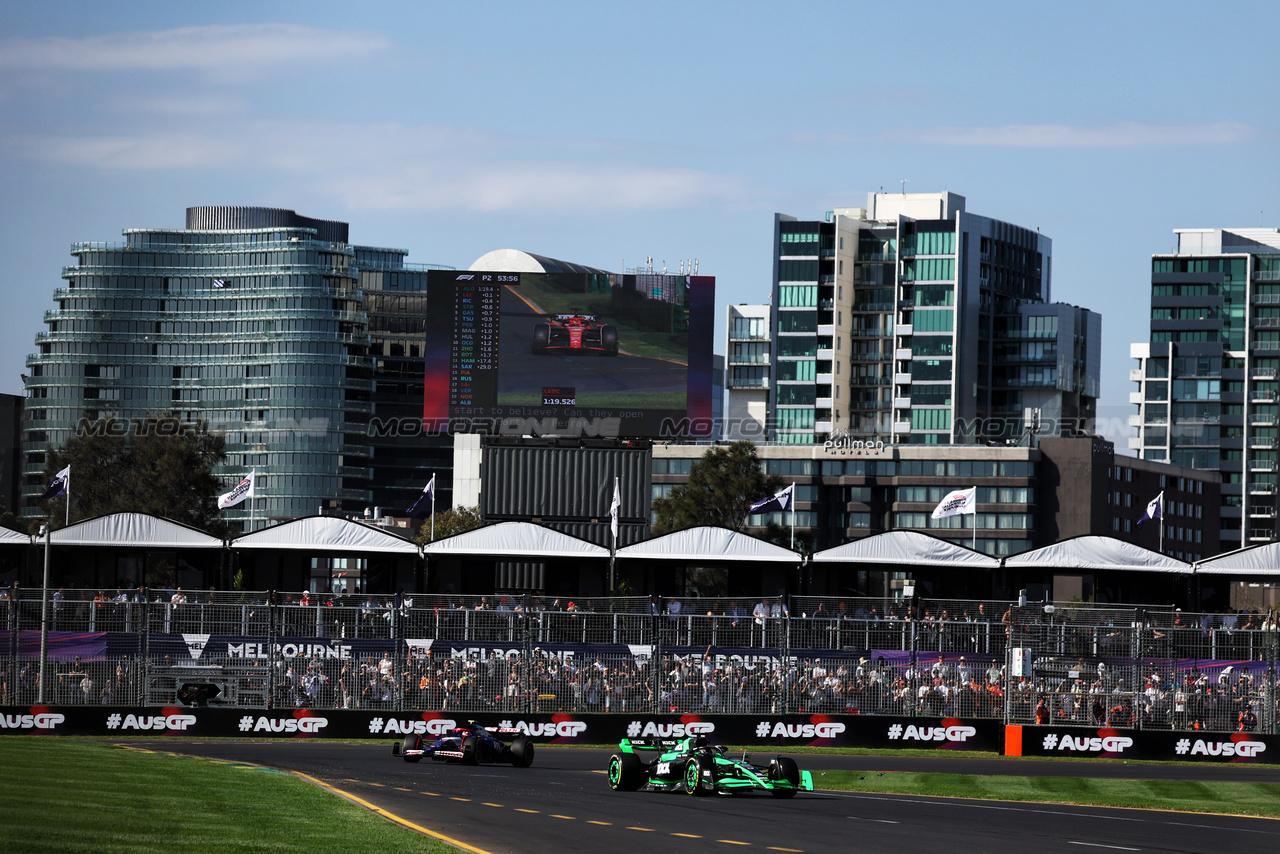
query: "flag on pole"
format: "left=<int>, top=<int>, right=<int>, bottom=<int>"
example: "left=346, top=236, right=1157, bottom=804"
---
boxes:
left=1137, top=492, right=1163, bottom=526
left=749, top=484, right=795, bottom=514
left=218, top=471, right=255, bottom=509
left=406, top=475, right=436, bottom=518
left=212, top=279, right=226, bottom=288
left=931, top=486, right=977, bottom=519
left=41, top=465, right=70, bottom=500
left=609, top=477, right=621, bottom=538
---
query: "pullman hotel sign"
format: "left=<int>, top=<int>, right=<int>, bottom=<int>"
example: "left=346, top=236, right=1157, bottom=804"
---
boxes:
left=823, top=430, right=893, bottom=455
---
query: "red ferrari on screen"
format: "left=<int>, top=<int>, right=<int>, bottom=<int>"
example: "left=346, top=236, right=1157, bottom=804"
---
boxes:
left=532, top=314, right=619, bottom=356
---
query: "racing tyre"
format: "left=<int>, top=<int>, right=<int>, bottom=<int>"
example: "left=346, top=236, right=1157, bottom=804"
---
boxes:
left=532, top=324, right=550, bottom=355
left=608, top=752, right=645, bottom=791
left=461, top=736, right=478, bottom=766
left=769, top=756, right=799, bottom=798
left=510, top=737, right=535, bottom=768
left=601, top=325, right=618, bottom=355
left=683, top=757, right=712, bottom=797
left=401, top=733, right=422, bottom=763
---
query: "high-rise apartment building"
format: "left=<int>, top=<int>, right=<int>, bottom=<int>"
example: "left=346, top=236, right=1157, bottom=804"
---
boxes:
left=1129, top=227, right=1280, bottom=552
left=725, top=304, right=771, bottom=440
left=769, top=192, right=1100, bottom=446
left=22, top=206, right=452, bottom=527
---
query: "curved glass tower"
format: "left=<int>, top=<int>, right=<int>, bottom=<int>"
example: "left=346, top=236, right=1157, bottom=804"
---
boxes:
left=23, top=206, right=450, bottom=529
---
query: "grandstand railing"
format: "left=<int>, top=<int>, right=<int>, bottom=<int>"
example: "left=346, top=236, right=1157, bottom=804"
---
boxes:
left=1, top=589, right=1275, bottom=735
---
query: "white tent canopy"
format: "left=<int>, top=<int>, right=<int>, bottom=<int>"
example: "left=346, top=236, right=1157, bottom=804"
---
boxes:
left=0, top=527, right=30, bottom=545
left=615, top=527, right=800, bottom=563
left=423, top=521, right=608, bottom=558
left=49, top=513, right=223, bottom=549
left=1194, top=543, right=1280, bottom=576
left=232, top=516, right=418, bottom=554
left=1004, top=535, right=1191, bottom=574
left=810, top=531, right=1000, bottom=568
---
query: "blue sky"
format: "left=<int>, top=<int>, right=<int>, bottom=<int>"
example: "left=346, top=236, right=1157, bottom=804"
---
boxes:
left=2, top=2, right=1276, bottom=449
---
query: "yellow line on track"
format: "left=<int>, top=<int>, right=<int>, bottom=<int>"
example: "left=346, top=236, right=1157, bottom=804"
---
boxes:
left=672, top=832, right=702, bottom=838
left=289, top=770, right=498, bottom=854
left=515, top=808, right=539, bottom=814
left=482, top=803, right=503, bottom=808
left=550, top=814, right=575, bottom=820
left=718, top=841, right=751, bottom=846
left=628, top=827, right=655, bottom=831
left=587, top=821, right=611, bottom=826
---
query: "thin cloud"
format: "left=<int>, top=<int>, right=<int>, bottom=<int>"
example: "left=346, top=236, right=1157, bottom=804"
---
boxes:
left=9, top=120, right=750, bottom=213
left=0, top=24, right=388, bottom=72
left=806, top=122, right=1259, bottom=148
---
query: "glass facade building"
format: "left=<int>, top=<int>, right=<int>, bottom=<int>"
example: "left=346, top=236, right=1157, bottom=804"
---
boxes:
left=22, top=206, right=452, bottom=528
left=768, top=192, right=1100, bottom=446
left=1130, top=227, right=1280, bottom=552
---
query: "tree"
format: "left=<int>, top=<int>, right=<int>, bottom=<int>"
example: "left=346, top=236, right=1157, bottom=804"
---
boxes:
left=652, top=441, right=783, bottom=534
left=40, top=413, right=227, bottom=533
left=416, top=505, right=484, bottom=544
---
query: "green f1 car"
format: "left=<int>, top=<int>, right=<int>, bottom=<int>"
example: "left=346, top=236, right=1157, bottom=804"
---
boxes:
left=607, top=736, right=813, bottom=798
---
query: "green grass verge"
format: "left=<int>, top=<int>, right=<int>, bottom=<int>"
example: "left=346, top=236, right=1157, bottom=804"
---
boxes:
left=815, top=768, right=1280, bottom=818
left=0, top=739, right=459, bottom=854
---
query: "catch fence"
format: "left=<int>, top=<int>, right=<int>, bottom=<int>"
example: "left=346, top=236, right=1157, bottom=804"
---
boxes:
left=2, top=590, right=1275, bottom=734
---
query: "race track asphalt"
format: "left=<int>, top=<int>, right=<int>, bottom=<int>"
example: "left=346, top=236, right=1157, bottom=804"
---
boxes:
left=108, top=741, right=1280, bottom=854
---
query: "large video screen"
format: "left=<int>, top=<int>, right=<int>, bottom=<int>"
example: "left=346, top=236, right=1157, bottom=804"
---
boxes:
left=423, top=270, right=714, bottom=439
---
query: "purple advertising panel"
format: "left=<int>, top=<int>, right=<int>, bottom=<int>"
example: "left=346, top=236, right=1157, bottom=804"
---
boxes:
left=0, top=705, right=1000, bottom=752
left=1009, top=724, right=1280, bottom=764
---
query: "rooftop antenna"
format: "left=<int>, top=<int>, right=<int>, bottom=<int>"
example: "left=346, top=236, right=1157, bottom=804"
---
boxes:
left=693, top=259, right=699, bottom=275
left=901, top=179, right=909, bottom=195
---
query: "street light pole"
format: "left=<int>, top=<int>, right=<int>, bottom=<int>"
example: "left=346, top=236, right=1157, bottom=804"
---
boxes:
left=37, top=523, right=50, bottom=704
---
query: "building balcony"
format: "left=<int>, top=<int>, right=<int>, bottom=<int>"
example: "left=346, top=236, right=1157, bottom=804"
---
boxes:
left=1127, top=437, right=1144, bottom=450
left=817, top=324, right=834, bottom=336
left=1251, top=415, right=1279, bottom=426
left=897, top=324, right=913, bottom=336
left=816, top=397, right=833, bottom=408
left=1248, top=483, right=1277, bottom=495
left=895, top=348, right=913, bottom=360
left=1129, top=369, right=1144, bottom=382
left=893, top=421, right=911, bottom=434
left=1250, top=437, right=1278, bottom=448
left=1250, top=460, right=1278, bottom=472
left=815, top=373, right=833, bottom=384
left=1128, top=414, right=1143, bottom=427
left=1252, top=369, right=1279, bottom=381
left=1129, top=392, right=1144, bottom=404
left=816, top=348, right=834, bottom=360
left=1248, top=506, right=1277, bottom=518
left=1255, top=270, right=1280, bottom=282
left=1252, top=390, right=1278, bottom=402
left=1248, top=529, right=1275, bottom=542
left=893, top=397, right=911, bottom=409
left=893, top=372, right=912, bottom=385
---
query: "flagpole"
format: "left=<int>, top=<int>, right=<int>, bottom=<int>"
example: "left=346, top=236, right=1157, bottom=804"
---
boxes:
left=64, top=469, right=69, bottom=527
left=790, top=481, right=795, bottom=550
left=430, top=472, right=436, bottom=542
left=609, top=476, right=618, bottom=593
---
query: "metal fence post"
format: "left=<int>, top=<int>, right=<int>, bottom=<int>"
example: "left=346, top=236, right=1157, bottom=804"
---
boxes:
left=266, top=589, right=277, bottom=710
